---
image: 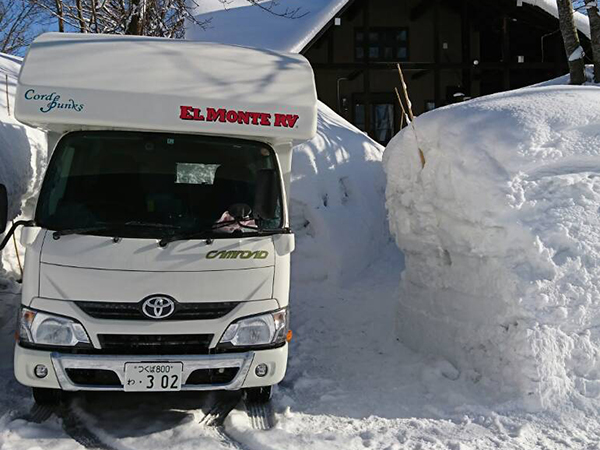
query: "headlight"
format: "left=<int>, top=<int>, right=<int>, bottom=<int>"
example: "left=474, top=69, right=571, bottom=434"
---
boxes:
left=219, top=308, right=288, bottom=347
left=19, top=308, right=91, bottom=347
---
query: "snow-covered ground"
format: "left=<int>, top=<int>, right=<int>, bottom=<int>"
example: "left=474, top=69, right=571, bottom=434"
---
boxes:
left=4, top=248, right=600, bottom=450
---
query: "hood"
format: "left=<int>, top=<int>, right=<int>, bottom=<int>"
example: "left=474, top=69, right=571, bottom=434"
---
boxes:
left=38, top=232, right=275, bottom=303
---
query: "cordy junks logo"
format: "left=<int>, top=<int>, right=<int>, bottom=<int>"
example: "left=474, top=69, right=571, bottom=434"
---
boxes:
left=141, top=295, right=176, bottom=319
left=24, top=89, right=85, bottom=113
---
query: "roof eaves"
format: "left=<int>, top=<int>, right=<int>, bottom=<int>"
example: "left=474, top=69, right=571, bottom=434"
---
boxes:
left=298, top=0, right=355, bottom=54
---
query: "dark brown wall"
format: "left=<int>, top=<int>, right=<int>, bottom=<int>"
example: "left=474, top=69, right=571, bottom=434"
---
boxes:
left=304, top=0, right=573, bottom=144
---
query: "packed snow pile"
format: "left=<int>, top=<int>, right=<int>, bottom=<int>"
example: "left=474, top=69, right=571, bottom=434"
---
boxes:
left=0, top=53, right=47, bottom=277
left=384, top=85, right=600, bottom=410
left=290, top=102, right=387, bottom=283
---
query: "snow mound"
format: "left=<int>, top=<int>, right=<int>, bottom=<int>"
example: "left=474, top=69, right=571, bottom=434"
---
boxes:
left=290, top=101, right=388, bottom=283
left=384, top=85, right=600, bottom=410
left=534, top=64, right=596, bottom=87
left=0, top=53, right=47, bottom=277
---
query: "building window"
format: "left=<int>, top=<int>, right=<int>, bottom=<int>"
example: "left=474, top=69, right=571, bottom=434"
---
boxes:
left=355, top=28, right=409, bottom=62
left=372, top=104, right=394, bottom=143
left=354, top=101, right=396, bottom=144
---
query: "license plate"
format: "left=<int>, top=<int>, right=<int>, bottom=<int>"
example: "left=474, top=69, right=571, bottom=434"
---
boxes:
left=124, top=362, right=183, bottom=392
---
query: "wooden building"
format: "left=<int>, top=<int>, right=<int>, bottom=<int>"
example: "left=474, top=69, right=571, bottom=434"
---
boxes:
left=301, top=0, right=588, bottom=144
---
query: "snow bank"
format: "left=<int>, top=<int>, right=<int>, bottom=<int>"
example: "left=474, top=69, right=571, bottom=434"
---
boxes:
left=290, top=102, right=388, bottom=283
left=0, top=53, right=47, bottom=278
left=186, top=0, right=350, bottom=53
left=534, top=64, right=595, bottom=87
left=384, top=85, right=600, bottom=410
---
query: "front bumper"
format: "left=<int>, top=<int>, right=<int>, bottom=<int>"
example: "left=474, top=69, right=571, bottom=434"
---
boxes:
left=14, top=344, right=287, bottom=391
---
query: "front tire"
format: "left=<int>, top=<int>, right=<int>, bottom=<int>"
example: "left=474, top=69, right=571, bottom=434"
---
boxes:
left=244, top=386, right=273, bottom=404
left=32, top=388, right=63, bottom=406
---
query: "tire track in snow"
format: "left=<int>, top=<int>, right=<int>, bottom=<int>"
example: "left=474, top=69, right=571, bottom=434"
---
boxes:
left=213, top=427, right=252, bottom=450
left=199, top=392, right=252, bottom=450
left=245, top=401, right=275, bottom=431
left=17, top=392, right=262, bottom=450
left=22, top=403, right=54, bottom=424
left=17, top=400, right=121, bottom=450
left=59, top=401, right=125, bottom=450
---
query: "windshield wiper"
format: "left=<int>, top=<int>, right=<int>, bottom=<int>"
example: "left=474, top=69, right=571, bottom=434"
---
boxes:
left=158, top=220, right=287, bottom=247
left=52, top=221, right=180, bottom=240
left=52, top=224, right=123, bottom=239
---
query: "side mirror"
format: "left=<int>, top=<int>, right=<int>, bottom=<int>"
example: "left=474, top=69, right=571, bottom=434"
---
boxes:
left=254, top=169, right=279, bottom=220
left=0, top=184, right=7, bottom=234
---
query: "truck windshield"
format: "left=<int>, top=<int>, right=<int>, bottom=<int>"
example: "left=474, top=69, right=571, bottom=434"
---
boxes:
left=36, top=131, right=283, bottom=238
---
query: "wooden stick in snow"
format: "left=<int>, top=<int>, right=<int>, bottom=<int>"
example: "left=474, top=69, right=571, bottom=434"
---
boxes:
left=396, top=63, right=425, bottom=168
left=394, top=87, right=407, bottom=130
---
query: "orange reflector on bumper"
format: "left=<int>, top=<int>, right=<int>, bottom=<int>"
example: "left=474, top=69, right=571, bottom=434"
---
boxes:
left=286, top=330, right=293, bottom=342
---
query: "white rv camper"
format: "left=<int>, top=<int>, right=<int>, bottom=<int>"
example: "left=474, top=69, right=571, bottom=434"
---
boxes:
left=0, top=33, right=318, bottom=405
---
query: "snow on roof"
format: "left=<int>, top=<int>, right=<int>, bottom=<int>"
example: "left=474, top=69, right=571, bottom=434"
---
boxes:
left=523, top=0, right=590, bottom=38
left=187, top=0, right=590, bottom=54
left=185, top=0, right=351, bottom=53
left=16, top=33, right=317, bottom=141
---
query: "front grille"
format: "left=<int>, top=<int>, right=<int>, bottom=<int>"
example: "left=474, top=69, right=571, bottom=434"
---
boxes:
left=66, top=368, right=121, bottom=386
left=98, top=334, right=213, bottom=355
left=186, top=368, right=239, bottom=385
left=76, top=301, right=239, bottom=321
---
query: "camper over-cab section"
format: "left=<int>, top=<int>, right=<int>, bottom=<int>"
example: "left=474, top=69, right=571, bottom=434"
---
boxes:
left=16, top=33, right=317, bottom=142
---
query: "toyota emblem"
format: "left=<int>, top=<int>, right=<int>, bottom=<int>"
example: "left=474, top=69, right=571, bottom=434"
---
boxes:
left=141, top=295, right=176, bottom=319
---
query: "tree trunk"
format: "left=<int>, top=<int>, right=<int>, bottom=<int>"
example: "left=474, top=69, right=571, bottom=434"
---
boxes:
left=54, top=0, right=64, bottom=32
left=75, top=0, right=86, bottom=32
left=557, top=0, right=586, bottom=84
left=126, top=0, right=143, bottom=35
left=585, top=0, right=600, bottom=82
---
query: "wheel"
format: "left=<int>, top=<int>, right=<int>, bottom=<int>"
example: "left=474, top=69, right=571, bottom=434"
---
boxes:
left=244, top=386, right=273, bottom=404
left=32, top=387, right=63, bottom=406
